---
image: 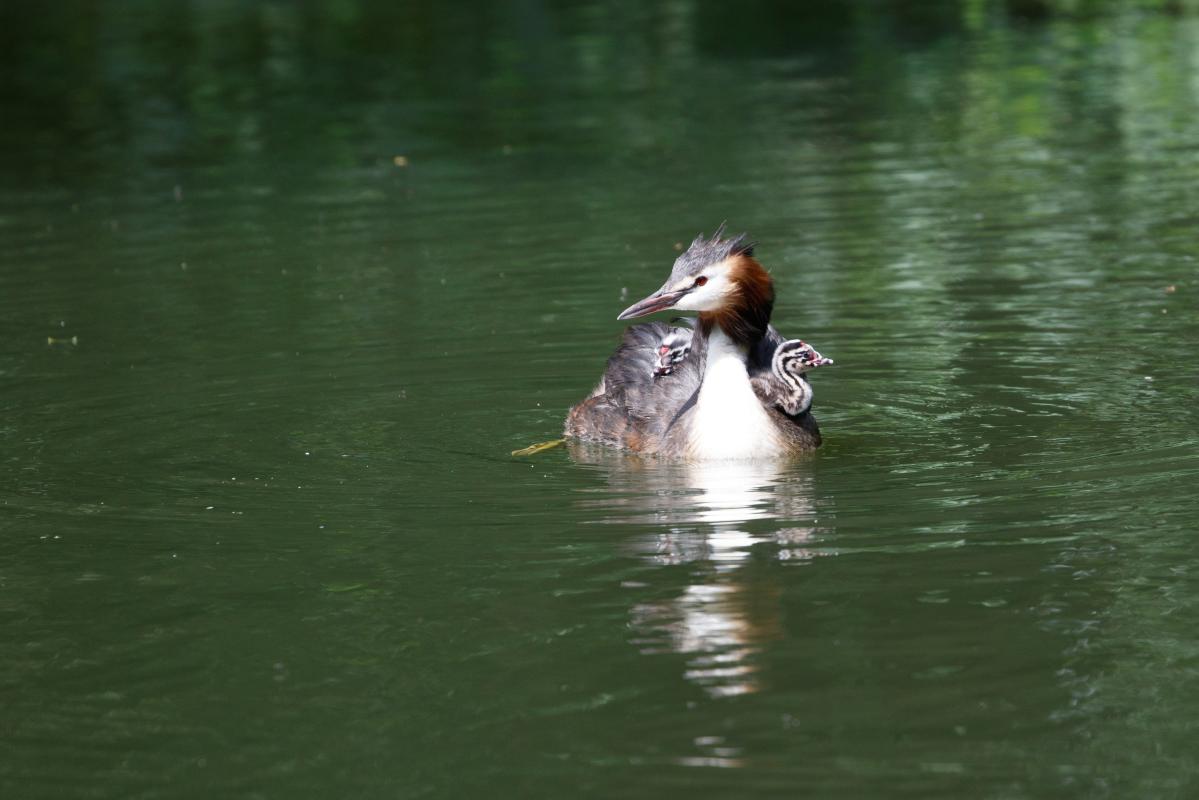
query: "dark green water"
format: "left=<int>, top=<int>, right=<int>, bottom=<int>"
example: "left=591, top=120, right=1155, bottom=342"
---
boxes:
left=3, top=2, right=1199, bottom=797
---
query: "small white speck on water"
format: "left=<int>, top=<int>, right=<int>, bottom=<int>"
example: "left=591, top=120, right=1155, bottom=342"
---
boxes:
left=205, top=506, right=214, bottom=510
left=620, top=287, right=629, bottom=300
left=172, top=553, right=177, bottom=558
left=1145, top=376, right=1154, bottom=381
left=305, top=452, right=311, bottom=456
left=180, top=262, right=187, bottom=270
left=319, top=525, right=325, bottom=529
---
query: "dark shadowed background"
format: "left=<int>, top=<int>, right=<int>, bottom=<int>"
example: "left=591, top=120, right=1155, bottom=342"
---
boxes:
left=2, top=1, right=1198, bottom=798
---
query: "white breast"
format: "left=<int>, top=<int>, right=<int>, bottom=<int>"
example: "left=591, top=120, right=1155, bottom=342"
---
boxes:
left=688, top=329, right=784, bottom=460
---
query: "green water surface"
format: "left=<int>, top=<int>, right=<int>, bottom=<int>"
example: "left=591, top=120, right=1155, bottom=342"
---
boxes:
left=2, top=2, right=1199, bottom=798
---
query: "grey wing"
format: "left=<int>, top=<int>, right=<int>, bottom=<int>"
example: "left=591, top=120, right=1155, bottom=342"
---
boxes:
left=601, top=321, right=674, bottom=397
left=566, top=322, right=672, bottom=446
left=604, top=322, right=704, bottom=437
left=566, top=321, right=706, bottom=449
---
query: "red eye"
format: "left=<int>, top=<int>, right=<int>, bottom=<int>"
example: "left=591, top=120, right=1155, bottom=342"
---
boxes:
left=694, top=276, right=708, bottom=287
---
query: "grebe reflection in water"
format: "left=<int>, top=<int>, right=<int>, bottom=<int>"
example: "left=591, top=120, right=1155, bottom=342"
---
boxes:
left=570, top=445, right=833, bottom=697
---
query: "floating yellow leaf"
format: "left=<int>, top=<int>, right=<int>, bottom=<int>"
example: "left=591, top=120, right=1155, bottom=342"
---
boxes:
left=511, top=439, right=565, bottom=457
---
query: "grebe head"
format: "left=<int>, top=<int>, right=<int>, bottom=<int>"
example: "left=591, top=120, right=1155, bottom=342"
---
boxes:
left=774, top=340, right=834, bottom=377
left=617, top=226, right=771, bottom=324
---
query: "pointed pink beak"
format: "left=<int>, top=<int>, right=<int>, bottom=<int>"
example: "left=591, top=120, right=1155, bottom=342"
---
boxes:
left=617, top=288, right=687, bottom=321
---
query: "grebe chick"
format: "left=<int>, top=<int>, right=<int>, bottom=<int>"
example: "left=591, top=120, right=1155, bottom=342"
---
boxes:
left=565, top=227, right=825, bottom=459
left=751, top=339, right=833, bottom=416
left=653, top=319, right=696, bottom=378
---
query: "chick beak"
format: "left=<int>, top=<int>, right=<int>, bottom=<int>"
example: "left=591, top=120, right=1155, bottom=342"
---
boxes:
left=616, top=287, right=687, bottom=321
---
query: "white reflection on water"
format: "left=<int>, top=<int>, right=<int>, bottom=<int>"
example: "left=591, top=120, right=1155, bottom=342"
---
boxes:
left=570, top=445, right=831, bottom=698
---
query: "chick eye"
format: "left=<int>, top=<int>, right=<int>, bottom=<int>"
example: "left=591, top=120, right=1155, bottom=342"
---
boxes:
left=693, top=276, right=708, bottom=287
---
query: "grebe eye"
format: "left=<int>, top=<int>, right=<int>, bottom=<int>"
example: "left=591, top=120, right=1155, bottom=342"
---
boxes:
left=693, top=276, right=707, bottom=287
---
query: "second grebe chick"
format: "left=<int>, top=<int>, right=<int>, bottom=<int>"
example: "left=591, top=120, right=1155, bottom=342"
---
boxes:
left=751, top=339, right=833, bottom=416
left=653, top=319, right=696, bottom=378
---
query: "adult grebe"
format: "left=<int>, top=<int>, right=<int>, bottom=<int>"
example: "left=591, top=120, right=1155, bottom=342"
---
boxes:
left=565, top=228, right=827, bottom=459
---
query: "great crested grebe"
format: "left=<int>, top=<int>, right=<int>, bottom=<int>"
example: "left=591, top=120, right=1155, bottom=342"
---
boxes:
left=750, top=339, right=833, bottom=417
left=565, top=228, right=829, bottom=459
